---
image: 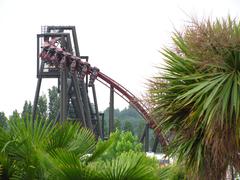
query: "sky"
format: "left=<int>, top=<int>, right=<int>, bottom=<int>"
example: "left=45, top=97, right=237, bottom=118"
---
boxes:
left=0, top=0, right=239, bottom=116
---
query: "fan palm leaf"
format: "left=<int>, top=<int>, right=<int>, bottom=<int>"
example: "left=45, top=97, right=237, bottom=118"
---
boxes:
left=0, top=118, right=99, bottom=179
left=42, top=149, right=100, bottom=180
left=47, top=122, right=96, bottom=157
left=97, top=151, right=158, bottom=180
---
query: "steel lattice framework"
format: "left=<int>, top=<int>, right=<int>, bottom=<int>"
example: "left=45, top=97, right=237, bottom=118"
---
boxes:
left=32, top=26, right=167, bottom=152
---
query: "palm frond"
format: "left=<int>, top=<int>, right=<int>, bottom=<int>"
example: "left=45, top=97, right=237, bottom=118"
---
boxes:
left=98, top=152, right=158, bottom=180
left=46, top=149, right=100, bottom=180
left=148, top=16, right=240, bottom=179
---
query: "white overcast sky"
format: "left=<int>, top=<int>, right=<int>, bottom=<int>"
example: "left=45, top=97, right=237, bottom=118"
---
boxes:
left=0, top=0, right=239, bottom=116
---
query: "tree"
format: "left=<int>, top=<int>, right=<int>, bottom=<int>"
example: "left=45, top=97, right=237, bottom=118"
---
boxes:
left=0, top=112, right=7, bottom=127
left=123, top=120, right=134, bottom=134
left=97, top=129, right=142, bottom=160
left=136, top=120, right=145, bottom=139
left=27, top=101, right=32, bottom=116
left=9, top=109, right=20, bottom=121
left=48, top=86, right=59, bottom=121
left=121, top=105, right=142, bottom=118
left=102, top=105, right=145, bottom=136
left=37, top=94, right=47, bottom=119
left=22, top=100, right=32, bottom=119
left=115, top=118, right=121, bottom=130
left=148, top=17, right=240, bottom=179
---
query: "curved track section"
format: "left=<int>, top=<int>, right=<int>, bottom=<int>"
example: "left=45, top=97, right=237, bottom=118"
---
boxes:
left=97, top=72, right=167, bottom=146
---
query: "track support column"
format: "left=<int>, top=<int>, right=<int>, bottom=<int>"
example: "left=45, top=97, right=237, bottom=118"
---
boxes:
left=60, top=58, right=68, bottom=123
left=152, top=136, right=159, bottom=153
left=144, top=124, right=149, bottom=152
left=109, top=85, right=115, bottom=135
left=80, top=81, right=93, bottom=130
left=92, top=84, right=103, bottom=139
left=101, top=113, right=105, bottom=138
left=71, top=76, right=87, bottom=127
left=32, top=62, right=44, bottom=121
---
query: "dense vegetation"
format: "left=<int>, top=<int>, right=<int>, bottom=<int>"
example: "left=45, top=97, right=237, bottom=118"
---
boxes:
left=0, top=117, right=161, bottom=179
left=103, top=105, right=145, bottom=136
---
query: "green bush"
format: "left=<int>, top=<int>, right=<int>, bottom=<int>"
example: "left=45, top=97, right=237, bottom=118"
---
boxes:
left=96, top=129, right=142, bottom=160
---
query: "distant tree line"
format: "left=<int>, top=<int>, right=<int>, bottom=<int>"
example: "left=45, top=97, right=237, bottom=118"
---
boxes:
left=0, top=86, right=59, bottom=123
left=103, top=106, right=158, bottom=150
left=0, top=86, right=157, bottom=151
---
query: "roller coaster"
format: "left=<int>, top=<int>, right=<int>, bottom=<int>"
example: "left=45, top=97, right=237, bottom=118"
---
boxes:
left=32, top=26, right=167, bottom=152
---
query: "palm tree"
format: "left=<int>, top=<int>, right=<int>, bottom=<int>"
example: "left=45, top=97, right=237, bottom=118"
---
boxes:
left=148, top=17, right=240, bottom=179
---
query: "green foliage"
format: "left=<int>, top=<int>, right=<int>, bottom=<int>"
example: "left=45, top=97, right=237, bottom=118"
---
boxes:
left=136, top=120, right=145, bottom=139
left=0, top=117, right=160, bottom=179
left=0, top=117, right=98, bottom=179
left=48, top=86, right=60, bottom=121
left=21, top=100, right=32, bottom=120
left=43, top=149, right=100, bottom=180
left=0, top=118, right=48, bottom=179
left=97, top=129, right=142, bottom=160
left=148, top=16, right=240, bottom=179
left=115, top=118, right=121, bottom=129
left=21, top=86, right=58, bottom=121
left=37, top=94, right=48, bottom=119
left=123, top=120, right=134, bottom=134
left=158, top=164, right=187, bottom=180
left=46, top=122, right=96, bottom=157
left=0, top=112, right=7, bottom=128
left=103, top=105, right=148, bottom=142
left=9, top=110, right=20, bottom=121
left=96, top=151, right=159, bottom=180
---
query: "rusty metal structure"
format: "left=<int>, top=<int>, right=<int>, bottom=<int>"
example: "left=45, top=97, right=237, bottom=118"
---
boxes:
left=32, top=26, right=167, bottom=152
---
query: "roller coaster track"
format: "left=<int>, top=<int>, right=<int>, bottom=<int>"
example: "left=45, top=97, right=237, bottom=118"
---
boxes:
left=39, top=40, right=167, bottom=146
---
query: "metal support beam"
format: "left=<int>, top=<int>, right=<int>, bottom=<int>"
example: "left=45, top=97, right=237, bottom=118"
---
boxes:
left=80, top=81, right=93, bottom=130
left=37, top=35, right=40, bottom=78
left=72, top=26, right=80, bottom=57
left=140, top=125, right=147, bottom=143
left=70, top=97, right=82, bottom=120
left=55, top=79, right=73, bottom=124
left=109, top=86, right=114, bottom=135
left=85, top=56, right=89, bottom=92
left=152, top=136, right=159, bottom=153
left=32, top=62, right=44, bottom=121
left=55, top=79, right=72, bottom=124
left=101, top=113, right=105, bottom=139
left=92, top=84, right=103, bottom=139
left=60, top=59, right=68, bottom=123
left=66, top=78, right=72, bottom=117
left=65, top=34, right=73, bottom=53
left=71, top=76, right=87, bottom=127
left=144, top=124, right=149, bottom=152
